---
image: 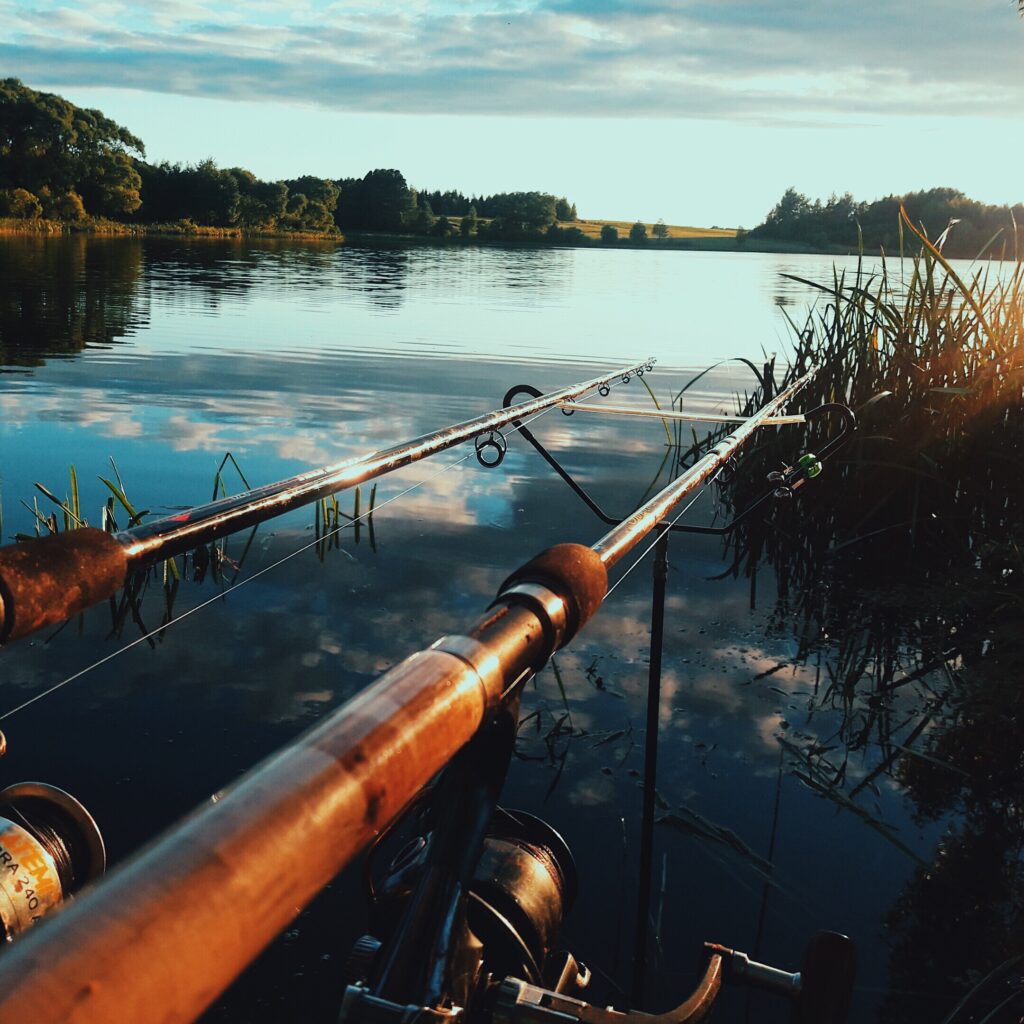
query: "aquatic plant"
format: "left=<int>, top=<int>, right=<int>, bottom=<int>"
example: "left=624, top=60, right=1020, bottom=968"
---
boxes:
left=726, top=210, right=1024, bottom=668
left=314, top=484, right=377, bottom=559
left=712, top=210, right=1024, bottom=1020
left=10, top=453, right=376, bottom=642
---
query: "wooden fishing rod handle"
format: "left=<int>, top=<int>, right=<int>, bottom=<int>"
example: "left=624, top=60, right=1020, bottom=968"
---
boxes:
left=497, top=544, right=608, bottom=643
left=0, top=530, right=128, bottom=644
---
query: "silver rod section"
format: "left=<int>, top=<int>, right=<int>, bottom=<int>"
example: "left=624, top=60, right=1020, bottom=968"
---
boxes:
left=591, top=370, right=817, bottom=569
left=119, top=358, right=654, bottom=565
left=560, top=402, right=806, bottom=426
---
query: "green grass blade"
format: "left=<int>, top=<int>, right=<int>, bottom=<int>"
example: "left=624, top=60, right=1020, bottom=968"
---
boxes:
left=69, top=464, right=80, bottom=523
left=638, top=374, right=673, bottom=445
left=33, top=482, right=85, bottom=527
left=900, top=205, right=993, bottom=339
left=109, top=456, right=127, bottom=495
left=99, top=477, right=147, bottom=526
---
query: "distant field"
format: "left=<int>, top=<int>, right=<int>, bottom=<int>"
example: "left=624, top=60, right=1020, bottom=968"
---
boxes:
left=568, top=219, right=738, bottom=240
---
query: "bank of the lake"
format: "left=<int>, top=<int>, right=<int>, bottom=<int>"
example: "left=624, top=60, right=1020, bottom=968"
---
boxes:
left=1, top=216, right=857, bottom=256
left=0, top=216, right=342, bottom=240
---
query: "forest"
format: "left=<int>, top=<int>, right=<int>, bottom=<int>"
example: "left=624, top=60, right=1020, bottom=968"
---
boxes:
left=0, top=79, right=580, bottom=241
left=750, top=186, right=1024, bottom=259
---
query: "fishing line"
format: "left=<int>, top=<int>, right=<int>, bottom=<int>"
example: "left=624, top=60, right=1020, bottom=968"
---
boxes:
left=603, top=471, right=722, bottom=602
left=0, top=399, right=573, bottom=723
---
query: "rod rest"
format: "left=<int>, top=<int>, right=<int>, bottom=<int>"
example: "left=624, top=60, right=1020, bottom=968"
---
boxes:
left=0, top=529, right=128, bottom=644
left=496, top=544, right=608, bottom=644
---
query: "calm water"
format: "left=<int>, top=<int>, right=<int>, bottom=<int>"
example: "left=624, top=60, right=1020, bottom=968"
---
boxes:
left=0, top=236, right=958, bottom=1021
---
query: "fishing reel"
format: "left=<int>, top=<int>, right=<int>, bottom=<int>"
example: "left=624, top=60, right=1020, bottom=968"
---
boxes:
left=0, top=781, right=105, bottom=941
left=345, top=808, right=581, bottom=1004
left=493, top=930, right=856, bottom=1024
left=341, top=805, right=855, bottom=1024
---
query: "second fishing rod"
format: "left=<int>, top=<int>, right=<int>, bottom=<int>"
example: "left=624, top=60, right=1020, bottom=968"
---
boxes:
left=0, top=357, right=653, bottom=645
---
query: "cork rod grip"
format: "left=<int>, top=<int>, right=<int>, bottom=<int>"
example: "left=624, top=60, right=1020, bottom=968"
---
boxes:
left=0, top=529, right=129, bottom=644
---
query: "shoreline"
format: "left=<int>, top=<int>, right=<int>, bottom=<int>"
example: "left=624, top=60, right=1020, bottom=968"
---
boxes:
left=0, top=218, right=855, bottom=256
left=0, top=217, right=342, bottom=241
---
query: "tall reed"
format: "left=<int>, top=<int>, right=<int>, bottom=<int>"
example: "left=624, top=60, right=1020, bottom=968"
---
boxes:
left=713, top=213, right=1024, bottom=1020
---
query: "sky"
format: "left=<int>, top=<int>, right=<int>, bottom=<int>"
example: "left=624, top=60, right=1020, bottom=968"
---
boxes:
left=4, top=0, right=1023, bottom=226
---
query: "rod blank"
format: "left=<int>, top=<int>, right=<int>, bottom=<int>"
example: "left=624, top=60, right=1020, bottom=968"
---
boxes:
left=592, top=370, right=817, bottom=569
left=558, top=402, right=806, bottom=426
left=119, top=359, right=655, bottom=565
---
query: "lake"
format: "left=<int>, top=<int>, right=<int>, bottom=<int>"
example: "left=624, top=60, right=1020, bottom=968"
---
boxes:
left=0, top=235, right=962, bottom=1021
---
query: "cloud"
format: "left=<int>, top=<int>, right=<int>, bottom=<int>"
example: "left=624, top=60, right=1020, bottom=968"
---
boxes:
left=4, top=0, right=1021, bottom=121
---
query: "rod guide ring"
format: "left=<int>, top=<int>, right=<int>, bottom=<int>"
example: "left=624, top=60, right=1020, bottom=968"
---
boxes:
left=475, top=431, right=507, bottom=468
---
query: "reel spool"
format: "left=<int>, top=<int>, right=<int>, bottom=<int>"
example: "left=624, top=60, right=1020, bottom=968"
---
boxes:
left=354, top=808, right=578, bottom=990
left=0, top=783, right=105, bottom=941
left=466, top=809, right=578, bottom=986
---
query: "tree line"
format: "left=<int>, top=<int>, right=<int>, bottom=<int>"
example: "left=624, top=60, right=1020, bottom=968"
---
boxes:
left=333, top=170, right=579, bottom=240
left=751, top=186, right=1024, bottom=259
left=0, top=79, right=586, bottom=241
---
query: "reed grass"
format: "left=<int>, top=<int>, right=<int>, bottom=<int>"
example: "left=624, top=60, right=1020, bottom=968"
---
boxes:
left=10, top=450, right=378, bottom=567
left=656, top=211, right=1022, bottom=895
left=211, top=452, right=250, bottom=501
left=313, top=484, right=376, bottom=559
left=21, top=466, right=86, bottom=536
left=706, top=215, right=1024, bottom=1005
left=723, top=207, right=1024, bottom=641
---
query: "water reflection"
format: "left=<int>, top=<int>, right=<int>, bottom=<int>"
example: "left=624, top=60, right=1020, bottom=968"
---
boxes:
left=3, top=235, right=947, bottom=374
left=141, top=238, right=386, bottom=322
left=339, top=245, right=409, bottom=310
left=0, top=235, right=146, bottom=365
left=711, top=345, right=1024, bottom=1018
left=489, top=246, right=572, bottom=291
left=874, top=623, right=1024, bottom=1023
left=2, top=236, right=1011, bottom=1022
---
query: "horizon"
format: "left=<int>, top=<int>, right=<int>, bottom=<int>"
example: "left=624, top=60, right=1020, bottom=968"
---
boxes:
left=6, top=2, right=1024, bottom=226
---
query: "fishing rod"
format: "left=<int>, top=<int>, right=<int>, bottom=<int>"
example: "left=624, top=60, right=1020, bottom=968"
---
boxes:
left=0, top=357, right=653, bottom=645
left=0, top=367, right=853, bottom=1024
